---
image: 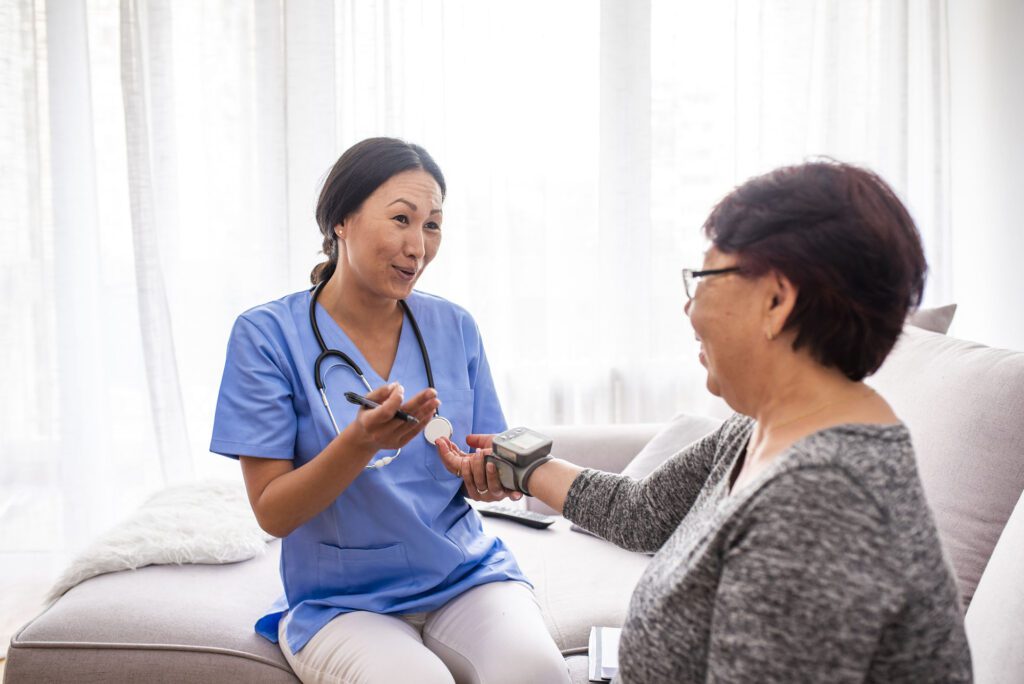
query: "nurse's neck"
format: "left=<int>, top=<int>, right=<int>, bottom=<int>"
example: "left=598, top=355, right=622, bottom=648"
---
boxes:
left=319, top=270, right=403, bottom=334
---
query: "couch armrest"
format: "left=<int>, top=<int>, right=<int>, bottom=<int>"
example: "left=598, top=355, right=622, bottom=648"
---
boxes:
left=966, top=487, right=1024, bottom=683
left=524, top=423, right=664, bottom=514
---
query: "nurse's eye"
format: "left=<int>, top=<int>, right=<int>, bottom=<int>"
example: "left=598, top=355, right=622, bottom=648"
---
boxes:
left=393, top=215, right=409, bottom=225
left=424, top=221, right=441, bottom=232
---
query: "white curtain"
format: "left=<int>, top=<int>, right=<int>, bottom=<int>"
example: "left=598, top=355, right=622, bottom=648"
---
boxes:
left=0, top=0, right=950, bottom=638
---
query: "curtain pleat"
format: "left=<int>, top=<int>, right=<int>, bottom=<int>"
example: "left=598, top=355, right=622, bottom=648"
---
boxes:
left=0, top=1, right=959, bottom=619
left=120, top=0, right=192, bottom=484
left=45, top=0, right=112, bottom=550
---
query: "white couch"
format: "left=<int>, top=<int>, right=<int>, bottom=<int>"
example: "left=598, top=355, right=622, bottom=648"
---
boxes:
left=7, top=323, right=1024, bottom=682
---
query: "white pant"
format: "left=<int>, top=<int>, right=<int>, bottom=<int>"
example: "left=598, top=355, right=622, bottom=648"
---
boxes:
left=278, top=580, right=570, bottom=684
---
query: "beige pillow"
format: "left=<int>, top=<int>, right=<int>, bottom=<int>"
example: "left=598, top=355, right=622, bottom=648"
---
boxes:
left=868, top=326, right=1024, bottom=607
left=906, top=303, right=957, bottom=334
left=570, top=413, right=722, bottom=540
left=620, top=413, right=723, bottom=480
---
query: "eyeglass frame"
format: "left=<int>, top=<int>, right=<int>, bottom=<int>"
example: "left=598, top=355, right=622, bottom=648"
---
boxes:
left=681, top=266, right=742, bottom=300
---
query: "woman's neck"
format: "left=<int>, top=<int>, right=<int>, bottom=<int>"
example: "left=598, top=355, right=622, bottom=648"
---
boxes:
left=754, top=368, right=857, bottom=431
left=319, top=270, right=401, bottom=332
left=743, top=360, right=874, bottom=455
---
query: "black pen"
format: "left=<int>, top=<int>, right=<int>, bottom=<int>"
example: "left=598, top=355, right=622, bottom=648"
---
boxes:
left=344, top=391, right=419, bottom=424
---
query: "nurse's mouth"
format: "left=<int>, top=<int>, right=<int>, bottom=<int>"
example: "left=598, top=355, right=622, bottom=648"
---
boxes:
left=392, top=265, right=417, bottom=281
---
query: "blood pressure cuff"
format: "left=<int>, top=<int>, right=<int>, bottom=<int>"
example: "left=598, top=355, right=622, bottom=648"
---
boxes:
left=485, top=452, right=553, bottom=496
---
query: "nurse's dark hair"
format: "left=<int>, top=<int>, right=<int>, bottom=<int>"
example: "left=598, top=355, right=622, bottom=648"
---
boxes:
left=703, top=159, right=926, bottom=381
left=311, top=137, right=447, bottom=286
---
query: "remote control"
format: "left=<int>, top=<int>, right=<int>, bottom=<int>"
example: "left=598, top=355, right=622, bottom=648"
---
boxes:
left=474, top=501, right=557, bottom=529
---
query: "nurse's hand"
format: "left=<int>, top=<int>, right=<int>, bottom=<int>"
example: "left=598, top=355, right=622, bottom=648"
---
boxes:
left=349, top=383, right=440, bottom=452
left=434, top=436, right=523, bottom=503
left=465, top=434, right=494, bottom=450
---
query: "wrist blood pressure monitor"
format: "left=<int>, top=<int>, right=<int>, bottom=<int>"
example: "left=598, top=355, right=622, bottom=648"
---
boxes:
left=485, top=427, right=554, bottom=496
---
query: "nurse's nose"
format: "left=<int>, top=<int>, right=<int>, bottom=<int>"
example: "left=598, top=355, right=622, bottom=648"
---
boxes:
left=405, top=227, right=426, bottom=259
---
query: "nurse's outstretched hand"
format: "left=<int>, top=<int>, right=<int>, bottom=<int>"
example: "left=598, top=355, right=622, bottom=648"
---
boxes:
left=349, top=383, right=439, bottom=451
left=434, top=436, right=523, bottom=503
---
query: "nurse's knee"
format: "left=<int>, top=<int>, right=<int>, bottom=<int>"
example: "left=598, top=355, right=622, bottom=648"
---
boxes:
left=367, top=649, right=455, bottom=684
left=482, top=640, right=570, bottom=684
left=426, top=635, right=569, bottom=684
left=289, top=641, right=454, bottom=684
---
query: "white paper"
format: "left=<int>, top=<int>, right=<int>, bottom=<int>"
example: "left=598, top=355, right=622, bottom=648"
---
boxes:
left=588, top=626, right=621, bottom=681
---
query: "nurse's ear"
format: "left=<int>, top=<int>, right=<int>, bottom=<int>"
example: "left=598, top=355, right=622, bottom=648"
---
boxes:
left=334, top=223, right=345, bottom=241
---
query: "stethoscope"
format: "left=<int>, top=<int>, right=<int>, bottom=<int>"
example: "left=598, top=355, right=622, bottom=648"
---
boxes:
left=309, top=280, right=453, bottom=469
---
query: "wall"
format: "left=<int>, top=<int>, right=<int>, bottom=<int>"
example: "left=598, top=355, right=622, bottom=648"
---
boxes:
left=948, top=0, right=1024, bottom=351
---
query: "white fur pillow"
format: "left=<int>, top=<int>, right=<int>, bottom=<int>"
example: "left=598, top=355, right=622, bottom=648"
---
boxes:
left=47, top=479, right=273, bottom=603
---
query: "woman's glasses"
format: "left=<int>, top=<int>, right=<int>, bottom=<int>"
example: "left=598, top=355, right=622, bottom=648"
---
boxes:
left=681, top=267, right=742, bottom=300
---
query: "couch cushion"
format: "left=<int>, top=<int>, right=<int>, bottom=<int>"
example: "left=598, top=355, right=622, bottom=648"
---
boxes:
left=483, top=516, right=651, bottom=652
left=566, top=654, right=591, bottom=683
left=6, top=540, right=298, bottom=683
left=965, top=488, right=1024, bottom=683
left=867, top=326, right=1024, bottom=606
left=6, top=518, right=648, bottom=682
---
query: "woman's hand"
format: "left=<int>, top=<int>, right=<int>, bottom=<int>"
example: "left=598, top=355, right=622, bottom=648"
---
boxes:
left=348, top=383, right=440, bottom=452
left=434, top=436, right=523, bottom=502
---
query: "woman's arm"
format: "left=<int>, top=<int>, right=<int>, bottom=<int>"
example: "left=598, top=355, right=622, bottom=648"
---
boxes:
left=242, top=384, right=439, bottom=537
left=441, top=420, right=733, bottom=552
left=522, top=459, right=584, bottom=512
left=555, top=436, right=719, bottom=552
left=437, top=436, right=584, bottom=511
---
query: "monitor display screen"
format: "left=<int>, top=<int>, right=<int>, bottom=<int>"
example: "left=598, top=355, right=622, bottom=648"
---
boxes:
left=508, top=432, right=545, bottom=451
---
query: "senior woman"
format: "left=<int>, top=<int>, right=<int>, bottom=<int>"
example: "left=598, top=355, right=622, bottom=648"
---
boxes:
left=211, top=138, right=568, bottom=683
left=438, top=161, right=972, bottom=682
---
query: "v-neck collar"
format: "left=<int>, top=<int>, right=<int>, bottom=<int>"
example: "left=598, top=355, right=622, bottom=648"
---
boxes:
left=723, top=421, right=908, bottom=500
left=312, top=295, right=414, bottom=385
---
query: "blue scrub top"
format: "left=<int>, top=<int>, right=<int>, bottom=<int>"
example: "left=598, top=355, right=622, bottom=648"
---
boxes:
left=210, top=289, right=528, bottom=654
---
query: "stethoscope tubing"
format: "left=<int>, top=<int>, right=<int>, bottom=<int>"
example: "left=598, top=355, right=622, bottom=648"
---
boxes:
left=308, top=281, right=442, bottom=447
left=310, top=280, right=435, bottom=392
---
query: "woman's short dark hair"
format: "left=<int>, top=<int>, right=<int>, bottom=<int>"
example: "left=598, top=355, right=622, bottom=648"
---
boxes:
left=703, top=160, right=927, bottom=381
left=311, top=137, right=447, bottom=285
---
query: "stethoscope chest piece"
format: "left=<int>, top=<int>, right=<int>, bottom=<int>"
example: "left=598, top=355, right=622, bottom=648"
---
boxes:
left=423, top=415, right=453, bottom=445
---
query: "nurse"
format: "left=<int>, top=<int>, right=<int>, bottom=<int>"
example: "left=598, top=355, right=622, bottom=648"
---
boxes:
left=211, top=137, right=568, bottom=683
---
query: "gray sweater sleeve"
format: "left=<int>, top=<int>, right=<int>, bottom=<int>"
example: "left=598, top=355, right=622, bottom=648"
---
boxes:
left=707, top=467, right=901, bottom=683
left=561, top=418, right=733, bottom=553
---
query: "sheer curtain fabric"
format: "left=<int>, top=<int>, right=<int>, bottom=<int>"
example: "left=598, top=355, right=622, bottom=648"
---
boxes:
left=0, top=0, right=950, bottom=611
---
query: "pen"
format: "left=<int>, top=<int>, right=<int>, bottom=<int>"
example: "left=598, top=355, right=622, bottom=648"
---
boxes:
left=344, top=391, right=419, bottom=424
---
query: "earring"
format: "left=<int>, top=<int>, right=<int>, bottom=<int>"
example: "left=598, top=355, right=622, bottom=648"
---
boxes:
left=766, top=331, right=775, bottom=341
